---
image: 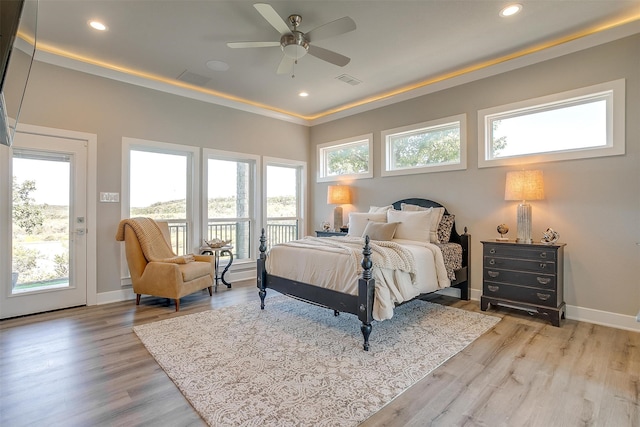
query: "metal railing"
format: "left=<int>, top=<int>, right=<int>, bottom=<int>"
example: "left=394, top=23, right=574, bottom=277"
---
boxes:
left=166, top=219, right=299, bottom=257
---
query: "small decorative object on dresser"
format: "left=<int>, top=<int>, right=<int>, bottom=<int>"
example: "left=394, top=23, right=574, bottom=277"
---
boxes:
left=481, top=240, right=566, bottom=327
left=496, top=223, right=509, bottom=241
left=541, top=228, right=559, bottom=244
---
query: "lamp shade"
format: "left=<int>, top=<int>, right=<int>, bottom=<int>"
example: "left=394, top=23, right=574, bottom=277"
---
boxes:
left=505, top=170, right=544, bottom=201
left=327, top=185, right=351, bottom=205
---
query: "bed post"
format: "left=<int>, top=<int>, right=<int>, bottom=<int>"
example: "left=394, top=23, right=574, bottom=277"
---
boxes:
left=460, top=227, right=470, bottom=301
left=358, top=236, right=375, bottom=351
left=257, top=228, right=267, bottom=309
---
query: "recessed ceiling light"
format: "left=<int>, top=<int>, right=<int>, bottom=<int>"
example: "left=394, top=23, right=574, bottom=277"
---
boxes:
left=88, top=20, right=108, bottom=31
left=299, top=91, right=309, bottom=97
left=206, top=60, right=230, bottom=72
left=499, top=4, right=522, bottom=17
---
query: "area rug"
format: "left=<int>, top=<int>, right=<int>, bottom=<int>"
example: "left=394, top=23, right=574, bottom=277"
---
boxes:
left=133, top=296, right=500, bottom=426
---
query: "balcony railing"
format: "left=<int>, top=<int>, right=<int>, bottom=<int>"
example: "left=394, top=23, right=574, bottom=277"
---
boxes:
left=166, top=219, right=299, bottom=257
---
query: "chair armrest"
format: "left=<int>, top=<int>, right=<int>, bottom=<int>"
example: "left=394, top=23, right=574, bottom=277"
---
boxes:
left=194, top=254, right=214, bottom=263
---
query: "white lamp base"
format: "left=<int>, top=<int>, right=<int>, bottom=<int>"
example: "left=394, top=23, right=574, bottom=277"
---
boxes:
left=333, top=206, right=343, bottom=230
left=516, top=202, right=532, bottom=244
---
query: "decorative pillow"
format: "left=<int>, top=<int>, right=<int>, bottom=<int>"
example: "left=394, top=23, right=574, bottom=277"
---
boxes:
left=362, top=221, right=398, bottom=241
left=401, top=203, right=444, bottom=243
left=347, top=212, right=387, bottom=237
left=437, top=214, right=455, bottom=244
left=386, top=209, right=433, bottom=242
left=368, top=205, right=393, bottom=213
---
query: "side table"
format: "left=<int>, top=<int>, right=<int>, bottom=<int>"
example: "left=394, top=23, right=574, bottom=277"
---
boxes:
left=200, top=245, right=234, bottom=292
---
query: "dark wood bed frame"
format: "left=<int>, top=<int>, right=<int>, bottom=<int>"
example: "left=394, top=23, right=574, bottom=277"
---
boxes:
left=257, top=198, right=470, bottom=351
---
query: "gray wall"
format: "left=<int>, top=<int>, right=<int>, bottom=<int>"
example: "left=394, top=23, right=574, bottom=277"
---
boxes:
left=11, top=61, right=309, bottom=295
left=310, top=34, right=640, bottom=317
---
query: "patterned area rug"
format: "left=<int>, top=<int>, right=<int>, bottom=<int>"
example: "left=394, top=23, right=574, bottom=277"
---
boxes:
left=133, top=296, right=500, bottom=426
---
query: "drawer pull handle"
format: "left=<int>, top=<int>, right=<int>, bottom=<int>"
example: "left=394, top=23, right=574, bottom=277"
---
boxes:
left=540, top=252, right=547, bottom=259
left=537, top=277, right=551, bottom=285
left=488, top=285, right=499, bottom=292
left=489, top=248, right=496, bottom=254
left=488, top=271, right=500, bottom=278
left=539, top=263, right=547, bottom=269
left=536, top=293, right=551, bottom=301
left=489, top=259, right=496, bottom=265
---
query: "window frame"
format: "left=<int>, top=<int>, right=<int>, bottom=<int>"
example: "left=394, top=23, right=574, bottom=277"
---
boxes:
left=202, top=148, right=260, bottom=266
left=121, top=137, right=200, bottom=284
left=381, top=114, right=467, bottom=177
left=317, top=133, right=373, bottom=182
left=263, top=156, right=306, bottom=246
left=478, top=79, right=625, bottom=168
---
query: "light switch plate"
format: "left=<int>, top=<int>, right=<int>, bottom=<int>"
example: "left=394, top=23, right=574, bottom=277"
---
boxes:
left=100, top=192, right=119, bottom=203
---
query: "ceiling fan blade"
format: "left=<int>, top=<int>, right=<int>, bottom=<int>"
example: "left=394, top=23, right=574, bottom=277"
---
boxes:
left=254, top=3, right=291, bottom=35
left=227, top=41, right=280, bottom=48
left=307, top=45, right=350, bottom=67
left=276, top=55, right=295, bottom=75
left=306, top=16, right=356, bottom=42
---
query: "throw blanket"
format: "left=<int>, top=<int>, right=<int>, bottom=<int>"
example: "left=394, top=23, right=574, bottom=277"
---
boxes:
left=115, top=217, right=194, bottom=264
left=277, top=236, right=417, bottom=281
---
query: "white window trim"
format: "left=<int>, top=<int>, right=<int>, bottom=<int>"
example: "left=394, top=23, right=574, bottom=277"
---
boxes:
left=381, top=114, right=467, bottom=177
left=121, top=137, right=200, bottom=285
left=317, top=133, right=373, bottom=182
left=478, top=79, right=625, bottom=168
left=263, top=156, right=307, bottom=239
left=203, top=148, right=260, bottom=266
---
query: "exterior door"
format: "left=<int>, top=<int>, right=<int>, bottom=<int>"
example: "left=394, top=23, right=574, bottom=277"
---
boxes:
left=1, top=132, right=87, bottom=318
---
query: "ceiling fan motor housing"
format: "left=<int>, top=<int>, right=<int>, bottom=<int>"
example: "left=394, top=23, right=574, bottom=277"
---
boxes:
left=280, top=31, right=309, bottom=59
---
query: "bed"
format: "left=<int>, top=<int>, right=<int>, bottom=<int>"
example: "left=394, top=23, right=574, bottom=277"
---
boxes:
left=257, top=198, right=470, bottom=350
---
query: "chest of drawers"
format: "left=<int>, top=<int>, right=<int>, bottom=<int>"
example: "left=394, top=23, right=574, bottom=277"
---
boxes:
left=480, top=241, right=566, bottom=326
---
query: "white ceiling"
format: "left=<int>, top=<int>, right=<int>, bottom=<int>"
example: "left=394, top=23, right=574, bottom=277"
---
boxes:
left=29, top=1, right=640, bottom=124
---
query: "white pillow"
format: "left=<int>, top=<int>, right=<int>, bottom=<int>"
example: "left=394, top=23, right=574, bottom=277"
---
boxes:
left=368, top=205, right=393, bottom=213
left=401, top=203, right=445, bottom=243
left=387, top=209, right=433, bottom=242
left=347, top=212, right=387, bottom=237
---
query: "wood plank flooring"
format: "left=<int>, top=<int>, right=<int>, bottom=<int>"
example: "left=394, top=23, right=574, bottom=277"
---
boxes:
left=1, top=280, right=638, bottom=426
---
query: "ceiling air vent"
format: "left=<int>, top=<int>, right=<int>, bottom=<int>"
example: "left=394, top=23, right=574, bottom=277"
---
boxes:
left=176, top=70, right=211, bottom=87
left=336, top=74, right=362, bottom=86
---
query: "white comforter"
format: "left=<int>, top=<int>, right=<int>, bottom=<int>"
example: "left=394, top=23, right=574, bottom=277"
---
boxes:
left=265, top=236, right=450, bottom=321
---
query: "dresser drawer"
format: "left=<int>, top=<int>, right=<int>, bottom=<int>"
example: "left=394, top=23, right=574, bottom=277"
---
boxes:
left=483, top=282, right=558, bottom=307
left=484, top=244, right=556, bottom=261
left=483, top=269, right=556, bottom=290
left=484, top=256, right=556, bottom=274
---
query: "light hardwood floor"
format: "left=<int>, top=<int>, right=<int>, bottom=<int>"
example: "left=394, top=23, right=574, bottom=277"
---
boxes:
left=1, top=280, right=638, bottom=426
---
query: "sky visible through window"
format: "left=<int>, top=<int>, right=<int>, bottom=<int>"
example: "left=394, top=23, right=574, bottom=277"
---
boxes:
left=492, top=100, right=606, bottom=158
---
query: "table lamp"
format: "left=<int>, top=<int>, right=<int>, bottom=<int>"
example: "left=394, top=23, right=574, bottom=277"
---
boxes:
left=327, top=185, right=351, bottom=230
left=504, top=170, right=544, bottom=244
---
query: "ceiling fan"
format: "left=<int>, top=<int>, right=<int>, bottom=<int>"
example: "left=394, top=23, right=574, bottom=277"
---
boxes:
left=227, top=3, right=356, bottom=76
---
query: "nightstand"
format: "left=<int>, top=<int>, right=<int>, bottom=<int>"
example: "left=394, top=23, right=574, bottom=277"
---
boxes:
left=480, top=241, right=566, bottom=327
left=315, top=230, right=348, bottom=237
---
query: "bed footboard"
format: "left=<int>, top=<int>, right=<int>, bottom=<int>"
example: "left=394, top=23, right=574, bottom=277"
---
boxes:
left=257, top=229, right=375, bottom=351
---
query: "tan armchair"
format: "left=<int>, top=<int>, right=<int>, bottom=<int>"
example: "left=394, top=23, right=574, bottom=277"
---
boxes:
left=116, top=218, right=214, bottom=311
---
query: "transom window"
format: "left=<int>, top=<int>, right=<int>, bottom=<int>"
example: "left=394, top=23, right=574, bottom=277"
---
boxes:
left=381, top=114, right=467, bottom=177
left=478, top=79, right=625, bottom=167
left=317, top=134, right=373, bottom=182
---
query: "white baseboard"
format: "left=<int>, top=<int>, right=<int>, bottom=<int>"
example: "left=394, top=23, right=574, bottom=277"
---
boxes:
left=470, top=288, right=640, bottom=332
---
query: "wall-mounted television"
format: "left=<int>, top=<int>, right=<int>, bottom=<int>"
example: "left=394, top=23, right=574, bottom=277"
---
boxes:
left=0, top=0, right=37, bottom=147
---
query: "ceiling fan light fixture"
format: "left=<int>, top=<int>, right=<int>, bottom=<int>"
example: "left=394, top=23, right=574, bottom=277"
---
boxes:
left=281, top=32, right=309, bottom=59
